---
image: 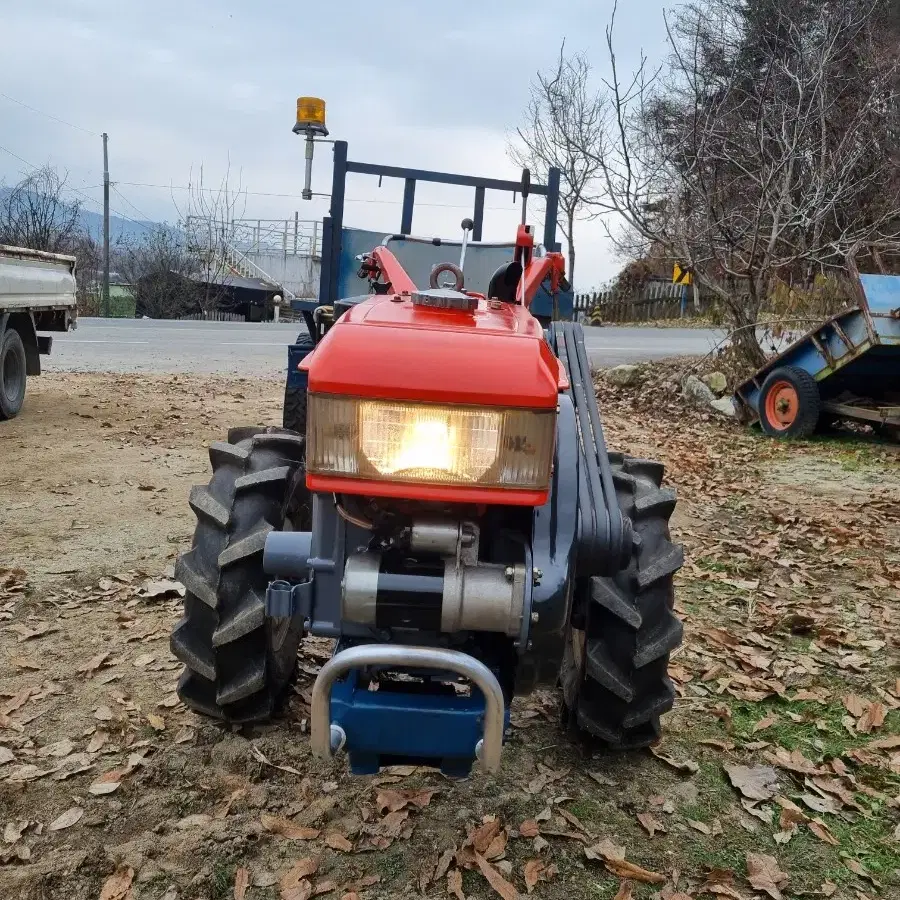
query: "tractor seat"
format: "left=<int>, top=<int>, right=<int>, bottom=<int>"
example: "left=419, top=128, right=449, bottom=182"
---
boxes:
left=487, top=261, right=523, bottom=303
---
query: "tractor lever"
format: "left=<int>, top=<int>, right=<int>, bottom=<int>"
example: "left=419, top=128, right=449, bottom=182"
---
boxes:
left=520, top=168, right=531, bottom=226
left=459, top=217, right=474, bottom=273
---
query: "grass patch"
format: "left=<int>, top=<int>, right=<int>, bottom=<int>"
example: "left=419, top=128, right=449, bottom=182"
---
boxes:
left=209, top=860, right=236, bottom=900
left=728, top=699, right=858, bottom=759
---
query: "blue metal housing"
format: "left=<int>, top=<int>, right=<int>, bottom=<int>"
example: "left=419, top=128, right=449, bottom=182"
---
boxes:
left=329, top=662, right=510, bottom=777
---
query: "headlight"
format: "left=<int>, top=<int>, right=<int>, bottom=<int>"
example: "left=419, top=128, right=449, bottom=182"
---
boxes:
left=306, top=394, right=555, bottom=490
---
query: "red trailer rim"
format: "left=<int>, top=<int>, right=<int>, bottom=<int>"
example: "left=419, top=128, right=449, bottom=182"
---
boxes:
left=764, top=381, right=799, bottom=429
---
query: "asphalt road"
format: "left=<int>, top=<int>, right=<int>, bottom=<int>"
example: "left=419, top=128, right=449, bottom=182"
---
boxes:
left=42, top=318, right=726, bottom=376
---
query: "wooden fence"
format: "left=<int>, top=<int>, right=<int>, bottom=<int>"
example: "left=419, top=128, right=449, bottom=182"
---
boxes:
left=574, top=281, right=714, bottom=323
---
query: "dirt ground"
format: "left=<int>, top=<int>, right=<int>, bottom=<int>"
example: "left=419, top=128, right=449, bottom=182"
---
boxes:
left=1, top=371, right=898, bottom=900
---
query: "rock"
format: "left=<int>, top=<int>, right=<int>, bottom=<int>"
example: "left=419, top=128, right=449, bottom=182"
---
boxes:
left=702, top=371, right=728, bottom=394
left=682, top=374, right=716, bottom=407
left=710, top=397, right=736, bottom=418
left=668, top=780, right=700, bottom=807
left=606, top=364, right=642, bottom=387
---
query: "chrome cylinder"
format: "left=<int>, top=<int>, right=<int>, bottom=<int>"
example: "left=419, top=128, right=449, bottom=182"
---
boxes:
left=441, top=561, right=526, bottom=636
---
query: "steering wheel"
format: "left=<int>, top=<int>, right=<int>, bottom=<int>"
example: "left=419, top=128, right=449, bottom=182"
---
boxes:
left=430, top=262, right=465, bottom=291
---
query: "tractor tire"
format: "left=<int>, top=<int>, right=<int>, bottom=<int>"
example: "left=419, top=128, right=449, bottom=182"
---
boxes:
left=0, top=328, right=27, bottom=420
left=171, top=427, right=311, bottom=723
left=758, top=366, right=820, bottom=438
left=282, top=335, right=313, bottom=433
left=283, top=384, right=308, bottom=435
left=561, top=453, right=684, bottom=749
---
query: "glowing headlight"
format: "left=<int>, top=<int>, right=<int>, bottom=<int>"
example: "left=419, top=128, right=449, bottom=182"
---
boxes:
left=306, top=394, right=555, bottom=490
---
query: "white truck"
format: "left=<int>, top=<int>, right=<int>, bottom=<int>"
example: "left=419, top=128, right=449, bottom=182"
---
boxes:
left=0, top=245, right=77, bottom=419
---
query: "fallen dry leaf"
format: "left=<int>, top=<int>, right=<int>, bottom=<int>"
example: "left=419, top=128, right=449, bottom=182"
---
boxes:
left=375, top=787, right=436, bottom=814
left=724, top=763, right=779, bottom=801
left=523, top=859, right=544, bottom=894
left=48, top=807, right=83, bottom=831
left=89, top=768, right=127, bottom=795
left=613, top=882, right=634, bottom=900
left=471, top=818, right=502, bottom=854
left=282, top=882, right=313, bottom=900
left=447, top=868, right=465, bottom=900
left=261, top=814, right=320, bottom=841
left=475, top=851, right=520, bottom=900
left=843, top=695, right=867, bottom=717
left=746, top=853, right=789, bottom=900
left=637, top=812, right=665, bottom=837
left=280, top=857, right=319, bottom=889
left=856, top=702, right=886, bottom=734
left=808, top=818, right=839, bottom=846
left=844, top=857, right=880, bottom=887
left=324, top=832, right=353, bottom=852
left=233, top=867, right=250, bottom=900
left=650, top=746, right=700, bottom=774
left=99, top=864, right=135, bottom=900
left=603, top=858, right=666, bottom=884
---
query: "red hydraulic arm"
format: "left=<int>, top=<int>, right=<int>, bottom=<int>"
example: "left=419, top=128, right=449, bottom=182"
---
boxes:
left=361, top=246, right=417, bottom=294
left=513, top=224, right=566, bottom=308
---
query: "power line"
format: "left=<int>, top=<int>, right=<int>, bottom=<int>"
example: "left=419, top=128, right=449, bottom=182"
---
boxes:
left=111, top=184, right=154, bottom=224
left=0, top=92, right=98, bottom=136
left=0, top=143, right=153, bottom=233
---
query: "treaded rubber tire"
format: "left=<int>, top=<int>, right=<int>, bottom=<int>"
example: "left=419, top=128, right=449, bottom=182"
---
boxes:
left=171, top=427, right=310, bottom=723
left=561, top=453, right=684, bottom=749
left=282, top=385, right=308, bottom=435
left=0, top=328, right=27, bottom=420
left=282, top=335, right=313, bottom=433
left=758, top=366, right=820, bottom=438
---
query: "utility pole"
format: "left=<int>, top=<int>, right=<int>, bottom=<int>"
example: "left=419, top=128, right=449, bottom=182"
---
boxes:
left=102, top=132, right=110, bottom=317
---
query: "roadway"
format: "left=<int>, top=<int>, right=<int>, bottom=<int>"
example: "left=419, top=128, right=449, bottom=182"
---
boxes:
left=42, top=318, right=726, bottom=376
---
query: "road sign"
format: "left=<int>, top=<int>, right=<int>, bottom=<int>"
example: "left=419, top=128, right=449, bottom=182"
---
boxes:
left=673, top=263, right=693, bottom=286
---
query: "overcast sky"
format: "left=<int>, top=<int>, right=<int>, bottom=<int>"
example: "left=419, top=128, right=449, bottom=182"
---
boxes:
left=1, top=0, right=671, bottom=289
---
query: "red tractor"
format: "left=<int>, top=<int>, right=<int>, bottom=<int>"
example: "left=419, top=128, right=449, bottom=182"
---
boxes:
left=170, top=115, right=682, bottom=775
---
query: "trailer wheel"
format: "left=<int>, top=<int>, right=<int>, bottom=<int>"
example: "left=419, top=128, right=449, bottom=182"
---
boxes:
left=170, top=428, right=310, bottom=723
left=560, top=454, right=684, bottom=750
left=758, top=366, right=820, bottom=438
left=283, top=335, right=313, bottom=433
left=0, top=328, right=27, bottom=420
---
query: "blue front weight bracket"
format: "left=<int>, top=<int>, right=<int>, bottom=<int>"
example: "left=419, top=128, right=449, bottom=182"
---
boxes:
left=310, top=645, right=509, bottom=777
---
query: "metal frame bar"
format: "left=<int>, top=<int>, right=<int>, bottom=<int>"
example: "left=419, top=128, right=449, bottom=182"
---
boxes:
left=310, top=644, right=506, bottom=773
left=317, top=140, right=561, bottom=308
left=821, top=400, right=900, bottom=425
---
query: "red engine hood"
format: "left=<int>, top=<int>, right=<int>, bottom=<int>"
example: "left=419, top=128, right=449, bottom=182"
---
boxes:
left=301, top=294, right=566, bottom=408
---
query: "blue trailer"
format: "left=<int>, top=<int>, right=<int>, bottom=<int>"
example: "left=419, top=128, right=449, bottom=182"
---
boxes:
left=734, top=273, right=900, bottom=438
left=282, top=142, right=573, bottom=429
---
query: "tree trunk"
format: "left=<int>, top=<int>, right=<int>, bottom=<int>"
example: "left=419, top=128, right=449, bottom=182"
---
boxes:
left=728, top=289, right=766, bottom=369
left=566, top=210, right=576, bottom=287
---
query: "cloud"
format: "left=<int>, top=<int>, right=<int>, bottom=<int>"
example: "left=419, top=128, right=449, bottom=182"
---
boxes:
left=0, top=0, right=669, bottom=288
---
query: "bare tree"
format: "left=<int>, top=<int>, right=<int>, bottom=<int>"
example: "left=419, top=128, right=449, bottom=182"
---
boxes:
left=510, top=42, right=606, bottom=285
left=177, top=164, right=247, bottom=315
left=590, top=0, right=900, bottom=366
left=0, top=166, right=82, bottom=253
left=70, top=231, right=102, bottom=315
left=118, top=226, right=200, bottom=319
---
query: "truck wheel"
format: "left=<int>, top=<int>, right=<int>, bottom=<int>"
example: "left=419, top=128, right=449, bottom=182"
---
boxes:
left=560, top=454, right=684, bottom=749
left=171, top=427, right=311, bottom=723
left=0, top=328, right=27, bottom=420
left=283, top=335, right=313, bottom=433
left=758, top=366, right=820, bottom=438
